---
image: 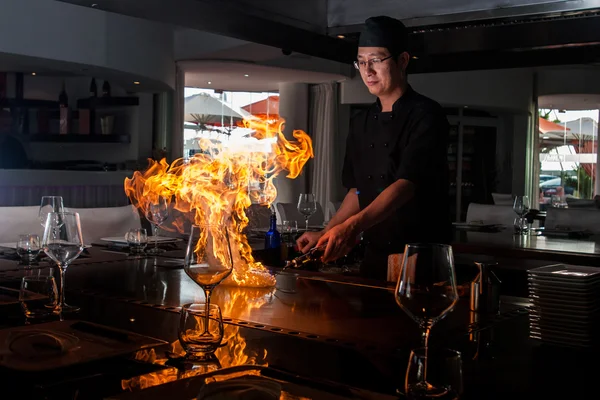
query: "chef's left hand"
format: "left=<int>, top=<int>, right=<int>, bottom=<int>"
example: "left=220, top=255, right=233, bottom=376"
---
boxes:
left=316, top=221, right=359, bottom=263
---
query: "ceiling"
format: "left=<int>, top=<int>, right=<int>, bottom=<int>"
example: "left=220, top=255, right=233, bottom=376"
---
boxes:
left=539, top=94, right=600, bottom=110
left=181, top=60, right=348, bottom=91
left=58, top=0, right=600, bottom=73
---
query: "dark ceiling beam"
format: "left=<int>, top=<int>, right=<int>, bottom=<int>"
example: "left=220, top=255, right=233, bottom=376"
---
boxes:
left=57, top=0, right=356, bottom=63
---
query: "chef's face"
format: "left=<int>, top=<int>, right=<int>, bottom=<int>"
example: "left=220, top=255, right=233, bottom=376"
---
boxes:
left=356, top=47, right=408, bottom=98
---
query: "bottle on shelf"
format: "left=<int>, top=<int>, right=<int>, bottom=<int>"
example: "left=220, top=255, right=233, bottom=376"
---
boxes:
left=102, top=80, right=111, bottom=97
left=89, top=78, right=98, bottom=97
left=263, top=210, right=282, bottom=266
left=59, top=80, right=68, bottom=108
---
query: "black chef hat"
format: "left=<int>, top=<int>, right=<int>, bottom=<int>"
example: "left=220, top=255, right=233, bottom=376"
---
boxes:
left=358, top=16, right=408, bottom=57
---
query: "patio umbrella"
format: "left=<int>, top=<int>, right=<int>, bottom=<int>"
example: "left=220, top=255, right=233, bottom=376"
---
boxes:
left=184, top=93, right=250, bottom=129
left=241, top=95, right=279, bottom=118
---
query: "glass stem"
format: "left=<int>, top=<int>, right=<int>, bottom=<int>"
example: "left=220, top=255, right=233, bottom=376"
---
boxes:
left=305, top=218, right=309, bottom=232
left=421, top=324, right=432, bottom=383
left=153, top=224, right=159, bottom=251
left=58, top=264, right=66, bottom=310
left=203, top=288, right=212, bottom=335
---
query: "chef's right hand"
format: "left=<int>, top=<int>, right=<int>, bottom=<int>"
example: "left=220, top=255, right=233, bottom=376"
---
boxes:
left=296, top=231, right=324, bottom=253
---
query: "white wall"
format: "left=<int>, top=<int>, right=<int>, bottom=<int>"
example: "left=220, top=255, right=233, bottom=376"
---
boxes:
left=0, top=0, right=175, bottom=89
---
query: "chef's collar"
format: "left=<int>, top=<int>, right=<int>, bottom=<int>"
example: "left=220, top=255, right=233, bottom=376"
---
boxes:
left=375, top=85, right=415, bottom=114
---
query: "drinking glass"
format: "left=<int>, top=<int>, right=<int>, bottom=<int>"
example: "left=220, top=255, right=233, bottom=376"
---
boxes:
left=16, top=234, right=41, bottom=265
left=405, top=348, right=463, bottom=400
left=179, top=303, right=224, bottom=359
left=145, top=197, right=169, bottom=255
left=183, top=224, right=233, bottom=349
left=20, top=270, right=58, bottom=320
left=42, top=212, right=84, bottom=314
left=395, top=244, right=459, bottom=396
left=297, top=194, right=317, bottom=232
left=513, top=195, right=529, bottom=218
left=38, top=196, right=64, bottom=227
left=126, top=228, right=148, bottom=255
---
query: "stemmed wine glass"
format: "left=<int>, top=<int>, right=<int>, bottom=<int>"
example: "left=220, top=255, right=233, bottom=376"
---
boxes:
left=395, top=243, right=459, bottom=397
left=183, top=224, right=233, bottom=358
left=297, top=193, right=317, bottom=232
left=41, top=212, right=85, bottom=314
left=145, top=197, right=169, bottom=255
left=513, top=195, right=530, bottom=218
left=38, top=196, right=64, bottom=228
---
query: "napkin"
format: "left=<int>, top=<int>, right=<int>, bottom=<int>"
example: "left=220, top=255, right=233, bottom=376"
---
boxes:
left=7, top=330, right=78, bottom=358
left=197, top=376, right=282, bottom=400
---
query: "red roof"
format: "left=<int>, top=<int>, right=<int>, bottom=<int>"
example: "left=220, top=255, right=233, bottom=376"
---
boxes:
left=539, top=117, right=570, bottom=134
left=242, top=95, right=279, bottom=116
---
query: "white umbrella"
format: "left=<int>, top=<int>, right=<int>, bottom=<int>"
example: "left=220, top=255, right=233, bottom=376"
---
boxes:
left=184, top=93, right=251, bottom=128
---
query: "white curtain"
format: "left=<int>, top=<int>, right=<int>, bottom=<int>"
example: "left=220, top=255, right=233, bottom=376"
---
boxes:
left=309, top=82, right=338, bottom=220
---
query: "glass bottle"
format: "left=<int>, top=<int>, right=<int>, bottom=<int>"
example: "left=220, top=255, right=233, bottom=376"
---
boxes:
left=89, top=78, right=98, bottom=97
left=264, top=211, right=281, bottom=250
left=59, top=81, right=68, bottom=107
left=102, top=80, right=111, bottom=97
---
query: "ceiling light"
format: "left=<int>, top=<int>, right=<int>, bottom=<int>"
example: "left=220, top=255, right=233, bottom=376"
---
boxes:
left=31, top=72, right=36, bottom=76
left=208, top=81, right=212, bottom=85
left=244, top=74, right=249, bottom=77
left=133, top=81, right=140, bottom=85
left=543, top=136, right=550, bottom=139
left=337, top=35, right=345, bottom=39
left=412, top=56, right=419, bottom=59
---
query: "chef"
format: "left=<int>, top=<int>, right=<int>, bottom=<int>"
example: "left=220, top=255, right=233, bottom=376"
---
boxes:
left=297, top=15, right=451, bottom=280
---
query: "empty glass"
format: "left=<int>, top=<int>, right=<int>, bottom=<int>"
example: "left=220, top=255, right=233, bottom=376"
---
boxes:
left=146, top=197, right=169, bottom=255
left=38, top=196, right=64, bottom=227
left=179, top=303, right=224, bottom=359
left=297, top=194, right=317, bottom=232
left=405, top=348, right=463, bottom=400
left=513, top=217, right=529, bottom=235
left=20, top=271, right=58, bottom=319
left=42, top=212, right=84, bottom=314
left=16, top=234, right=41, bottom=265
left=513, top=195, right=530, bottom=218
left=126, top=228, right=148, bottom=254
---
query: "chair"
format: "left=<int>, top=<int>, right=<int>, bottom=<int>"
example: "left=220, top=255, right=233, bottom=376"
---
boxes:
left=465, top=203, right=515, bottom=227
left=491, top=193, right=513, bottom=206
left=565, top=197, right=597, bottom=209
left=275, top=202, right=324, bottom=227
left=0, top=206, right=43, bottom=243
left=545, top=207, right=600, bottom=233
left=69, top=205, right=142, bottom=244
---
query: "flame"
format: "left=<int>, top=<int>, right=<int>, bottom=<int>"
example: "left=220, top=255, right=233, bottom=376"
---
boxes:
left=121, top=288, right=273, bottom=391
left=124, top=116, right=313, bottom=288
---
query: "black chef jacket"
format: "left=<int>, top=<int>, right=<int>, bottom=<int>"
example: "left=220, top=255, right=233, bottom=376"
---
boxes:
left=342, top=86, right=451, bottom=280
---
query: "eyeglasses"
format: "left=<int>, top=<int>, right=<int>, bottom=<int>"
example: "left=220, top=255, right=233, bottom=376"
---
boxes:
left=353, top=55, right=394, bottom=70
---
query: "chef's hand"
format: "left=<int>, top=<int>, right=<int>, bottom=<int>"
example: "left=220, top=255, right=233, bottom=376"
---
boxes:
left=316, top=221, right=359, bottom=263
left=296, top=230, right=324, bottom=253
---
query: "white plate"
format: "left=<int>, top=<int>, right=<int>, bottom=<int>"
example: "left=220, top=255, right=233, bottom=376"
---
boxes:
left=100, top=236, right=181, bottom=245
left=529, top=264, right=600, bottom=280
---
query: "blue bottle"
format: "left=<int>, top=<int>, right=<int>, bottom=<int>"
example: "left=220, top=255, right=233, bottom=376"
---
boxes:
left=264, top=211, right=281, bottom=250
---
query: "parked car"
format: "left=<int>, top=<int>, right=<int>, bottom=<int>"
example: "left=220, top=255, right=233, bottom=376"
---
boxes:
left=539, top=177, right=575, bottom=196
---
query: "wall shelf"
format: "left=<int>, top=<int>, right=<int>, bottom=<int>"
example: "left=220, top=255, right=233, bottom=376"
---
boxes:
left=77, top=96, right=139, bottom=109
left=29, top=134, right=131, bottom=144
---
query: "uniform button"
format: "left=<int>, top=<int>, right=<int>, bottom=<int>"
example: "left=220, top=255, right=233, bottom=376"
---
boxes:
left=374, top=114, right=378, bottom=119
left=390, top=114, right=394, bottom=119
left=383, top=143, right=388, bottom=147
left=369, top=143, right=374, bottom=148
left=367, top=175, right=372, bottom=180
left=380, top=174, right=385, bottom=179
left=387, top=241, right=392, bottom=246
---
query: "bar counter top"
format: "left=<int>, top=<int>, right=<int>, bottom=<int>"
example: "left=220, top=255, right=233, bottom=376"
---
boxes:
left=0, top=246, right=596, bottom=399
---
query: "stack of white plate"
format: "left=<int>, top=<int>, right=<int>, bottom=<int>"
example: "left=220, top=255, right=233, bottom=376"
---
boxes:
left=528, top=264, right=600, bottom=348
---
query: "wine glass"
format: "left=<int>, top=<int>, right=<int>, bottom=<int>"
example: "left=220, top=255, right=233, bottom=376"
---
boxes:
left=395, top=243, right=459, bottom=397
left=145, top=197, right=169, bottom=255
left=41, top=212, right=84, bottom=314
left=405, top=348, right=463, bottom=400
left=183, top=224, right=233, bottom=358
left=297, top=193, right=317, bottom=232
left=38, top=196, right=64, bottom=227
left=513, top=195, right=530, bottom=218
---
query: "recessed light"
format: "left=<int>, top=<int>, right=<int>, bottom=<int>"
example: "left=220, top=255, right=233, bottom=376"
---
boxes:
left=208, top=81, right=212, bottom=85
left=244, top=74, right=249, bottom=77
left=464, top=105, right=469, bottom=108
left=543, top=136, right=550, bottom=139
left=337, top=35, right=345, bottom=39
left=412, top=56, right=419, bottom=59
left=133, top=81, right=140, bottom=85
left=31, top=72, right=36, bottom=76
